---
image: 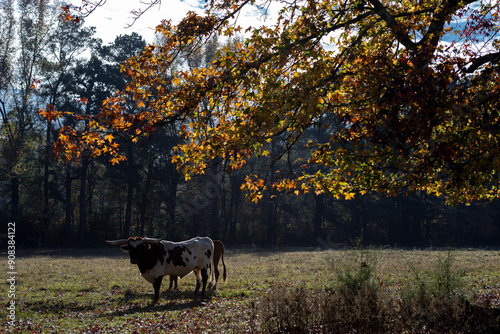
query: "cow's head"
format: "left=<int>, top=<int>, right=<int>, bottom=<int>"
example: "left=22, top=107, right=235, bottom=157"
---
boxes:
left=106, top=237, right=162, bottom=264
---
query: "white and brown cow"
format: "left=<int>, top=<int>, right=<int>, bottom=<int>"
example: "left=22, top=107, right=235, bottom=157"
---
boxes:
left=106, top=236, right=214, bottom=302
left=169, top=239, right=227, bottom=290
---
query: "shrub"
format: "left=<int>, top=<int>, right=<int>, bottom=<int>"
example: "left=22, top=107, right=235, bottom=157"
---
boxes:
left=400, top=251, right=467, bottom=317
left=251, top=250, right=499, bottom=333
left=251, top=283, right=324, bottom=333
left=251, top=283, right=391, bottom=333
left=252, top=246, right=390, bottom=333
left=430, top=251, right=466, bottom=299
left=329, top=242, right=380, bottom=298
left=399, top=251, right=481, bottom=333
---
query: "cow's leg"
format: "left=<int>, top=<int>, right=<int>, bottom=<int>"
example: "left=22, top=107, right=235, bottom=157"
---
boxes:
left=210, top=256, right=220, bottom=289
left=168, top=275, right=177, bottom=290
left=153, top=275, right=163, bottom=302
left=213, top=264, right=219, bottom=290
left=201, top=267, right=209, bottom=295
left=193, top=269, right=202, bottom=294
left=214, top=256, right=220, bottom=283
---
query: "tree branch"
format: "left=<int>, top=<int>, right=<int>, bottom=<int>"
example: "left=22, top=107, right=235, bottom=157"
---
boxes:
left=465, top=51, right=500, bottom=73
left=417, top=0, right=477, bottom=49
left=0, top=98, right=15, bottom=144
left=127, top=0, right=162, bottom=29
left=367, top=0, right=417, bottom=50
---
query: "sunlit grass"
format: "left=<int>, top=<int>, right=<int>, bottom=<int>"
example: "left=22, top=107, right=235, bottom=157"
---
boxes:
left=0, top=248, right=499, bottom=332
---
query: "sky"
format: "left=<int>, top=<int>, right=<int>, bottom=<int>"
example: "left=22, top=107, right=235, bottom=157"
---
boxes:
left=78, top=1, right=489, bottom=57
left=79, top=0, right=277, bottom=44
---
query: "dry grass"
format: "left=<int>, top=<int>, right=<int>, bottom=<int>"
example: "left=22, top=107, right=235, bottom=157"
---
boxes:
left=0, top=248, right=499, bottom=333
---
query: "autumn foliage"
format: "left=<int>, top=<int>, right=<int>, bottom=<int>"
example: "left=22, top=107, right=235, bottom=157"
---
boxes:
left=41, top=0, right=500, bottom=204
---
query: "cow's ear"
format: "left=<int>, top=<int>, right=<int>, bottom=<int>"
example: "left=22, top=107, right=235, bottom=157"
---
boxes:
left=120, top=245, right=130, bottom=252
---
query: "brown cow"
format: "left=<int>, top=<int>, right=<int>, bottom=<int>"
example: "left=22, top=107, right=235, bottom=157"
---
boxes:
left=169, top=239, right=227, bottom=290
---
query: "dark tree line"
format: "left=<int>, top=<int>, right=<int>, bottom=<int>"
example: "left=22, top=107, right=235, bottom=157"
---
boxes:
left=1, top=1, right=499, bottom=248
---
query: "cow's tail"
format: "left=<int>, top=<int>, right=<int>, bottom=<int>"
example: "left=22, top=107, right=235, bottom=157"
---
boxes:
left=221, top=250, right=227, bottom=283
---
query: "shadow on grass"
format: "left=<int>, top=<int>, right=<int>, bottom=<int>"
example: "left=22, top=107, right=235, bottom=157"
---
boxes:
left=96, top=289, right=215, bottom=318
left=23, top=286, right=214, bottom=316
left=23, top=299, right=106, bottom=315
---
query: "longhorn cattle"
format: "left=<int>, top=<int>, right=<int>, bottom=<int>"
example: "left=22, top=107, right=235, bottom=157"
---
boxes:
left=169, top=239, right=227, bottom=290
left=106, top=236, right=214, bottom=302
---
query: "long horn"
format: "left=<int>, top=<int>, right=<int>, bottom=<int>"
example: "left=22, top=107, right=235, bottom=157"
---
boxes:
left=106, top=239, right=129, bottom=245
left=143, top=237, right=162, bottom=243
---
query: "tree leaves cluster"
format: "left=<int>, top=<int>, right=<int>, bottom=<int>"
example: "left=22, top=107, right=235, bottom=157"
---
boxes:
left=5, top=1, right=500, bottom=247
left=0, top=0, right=152, bottom=244
left=43, top=0, right=500, bottom=205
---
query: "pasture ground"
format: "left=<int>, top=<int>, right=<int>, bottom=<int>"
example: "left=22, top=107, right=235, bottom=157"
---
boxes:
left=1, top=247, right=499, bottom=333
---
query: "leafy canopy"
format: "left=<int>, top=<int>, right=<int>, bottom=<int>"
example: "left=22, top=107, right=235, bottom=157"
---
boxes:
left=43, top=0, right=500, bottom=204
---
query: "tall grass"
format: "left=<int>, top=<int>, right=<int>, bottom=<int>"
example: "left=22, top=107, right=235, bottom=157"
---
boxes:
left=1, top=248, right=499, bottom=333
left=403, top=251, right=467, bottom=304
left=253, top=249, right=500, bottom=333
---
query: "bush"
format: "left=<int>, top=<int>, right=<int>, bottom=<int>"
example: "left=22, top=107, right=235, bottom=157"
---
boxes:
left=251, top=283, right=390, bottom=333
left=430, top=251, right=466, bottom=299
left=330, top=245, right=380, bottom=298
left=253, top=246, right=389, bottom=333
left=400, top=252, right=466, bottom=319
left=251, top=283, right=323, bottom=333
left=251, top=250, right=499, bottom=333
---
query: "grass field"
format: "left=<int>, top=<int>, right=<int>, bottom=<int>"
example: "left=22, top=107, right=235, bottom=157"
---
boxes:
left=1, top=247, right=500, bottom=333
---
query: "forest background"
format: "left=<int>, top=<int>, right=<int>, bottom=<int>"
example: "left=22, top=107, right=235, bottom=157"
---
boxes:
left=1, top=0, right=500, bottom=249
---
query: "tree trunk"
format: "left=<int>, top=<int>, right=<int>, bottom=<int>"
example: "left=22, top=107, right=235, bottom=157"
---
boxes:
left=10, top=174, right=19, bottom=224
left=206, top=170, right=220, bottom=239
left=266, top=198, right=277, bottom=247
left=42, top=123, right=50, bottom=244
left=139, top=159, right=153, bottom=236
left=266, top=141, right=278, bottom=247
left=124, top=178, right=133, bottom=239
left=123, top=144, right=134, bottom=238
left=390, top=196, right=402, bottom=247
left=210, top=192, right=219, bottom=239
left=86, top=161, right=96, bottom=237
left=65, top=164, right=73, bottom=243
left=78, top=159, right=88, bottom=245
left=166, top=165, right=179, bottom=239
left=352, top=193, right=365, bottom=242
left=313, top=193, right=325, bottom=242
left=227, top=173, right=242, bottom=244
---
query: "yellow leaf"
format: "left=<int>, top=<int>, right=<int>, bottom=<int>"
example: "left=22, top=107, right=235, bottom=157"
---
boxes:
left=345, top=192, right=356, bottom=200
left=104, top=134, right=114, bottom=143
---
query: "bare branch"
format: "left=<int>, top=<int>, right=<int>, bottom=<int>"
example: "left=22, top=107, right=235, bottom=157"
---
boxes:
left=76, top=0, right=108, bottom=19
left=127, top=0, right=162, bottom=29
